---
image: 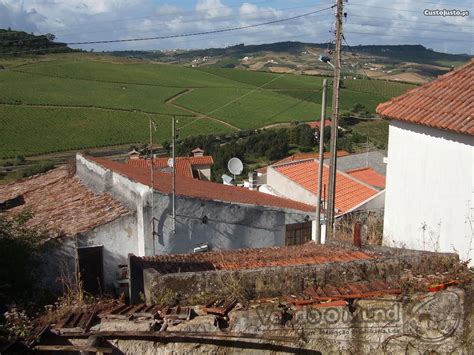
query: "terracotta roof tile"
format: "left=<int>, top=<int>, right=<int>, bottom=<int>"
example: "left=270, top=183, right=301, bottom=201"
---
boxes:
left=346, top=167, right=386, bottom=189
left=256, top=151, right=349, bottom=174
left=0, top=168, right=130, bottom=237
left=272, top=159, right=379, bottom=213
left=377, top=59, right=473, bottom=135
left=127, top=156, right=213, bottom=178
left=307, top=119, right=332, bottom=129
left=139, top=242, right=379, bottom=273
left=89, top=156, right=314, bottom=213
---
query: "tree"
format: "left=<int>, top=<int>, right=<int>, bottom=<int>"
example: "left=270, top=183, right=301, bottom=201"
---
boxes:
left=45, top=33, right=56, bottom=41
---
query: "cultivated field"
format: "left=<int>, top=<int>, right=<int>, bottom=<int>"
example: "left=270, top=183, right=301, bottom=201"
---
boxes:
left=0, top=53, right=416, bottom=158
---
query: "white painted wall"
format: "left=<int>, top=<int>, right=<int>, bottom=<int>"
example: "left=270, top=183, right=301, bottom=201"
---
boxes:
left=383, top=120, right=474, bottom=265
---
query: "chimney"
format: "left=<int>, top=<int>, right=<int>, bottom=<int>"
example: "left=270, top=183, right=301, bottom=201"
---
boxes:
left=192, top=147, right=204, bottom=157
left=248, top=171, right=258, bottom=190
left=128, top=149, right=140, bottom=160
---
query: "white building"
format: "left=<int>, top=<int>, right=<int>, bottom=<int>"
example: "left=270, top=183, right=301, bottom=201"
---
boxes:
left=377, top=60, right=473, bottom=265
left=0, top=154, right=314, bottom=295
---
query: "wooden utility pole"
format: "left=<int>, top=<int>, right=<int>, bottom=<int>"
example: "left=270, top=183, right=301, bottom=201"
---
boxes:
left=315, top=79, right=327, bottom=244
left=326, top=0, right=344, bottom=238
left=171, top=116, right=176, bottom=234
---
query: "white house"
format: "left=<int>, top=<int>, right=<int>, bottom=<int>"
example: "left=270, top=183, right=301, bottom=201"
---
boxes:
left=0, top=154, right=314, bottom=294
left=377, top=59, right=473, bottom=265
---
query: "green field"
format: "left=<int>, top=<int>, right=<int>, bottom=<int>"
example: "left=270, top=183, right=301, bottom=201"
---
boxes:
left=0, top=54, right=416, bottom=158
left=0, top=105, right=231, bottom=158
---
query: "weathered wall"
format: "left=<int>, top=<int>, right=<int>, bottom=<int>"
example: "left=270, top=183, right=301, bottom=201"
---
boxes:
left=152, top=193, right=309, bottom=254
left=68, top=286, right=472, bottom=354
left=383, top=120, right=473, bottom=265
left=39, top=213, right=137, bottom=294
left=76, top=154, right=153, bottom=256
left=142, top=249, right=459, bottom=305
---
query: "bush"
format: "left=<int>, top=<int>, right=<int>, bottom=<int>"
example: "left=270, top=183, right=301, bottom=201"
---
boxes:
left=16, top=162, right=54, bottom=179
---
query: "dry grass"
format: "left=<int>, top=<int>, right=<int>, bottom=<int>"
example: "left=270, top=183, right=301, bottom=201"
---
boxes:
left=334, top=211, right=384, bottom=246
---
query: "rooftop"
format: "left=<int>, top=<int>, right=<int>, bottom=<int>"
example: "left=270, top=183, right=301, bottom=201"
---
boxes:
left=127, top=156, right=213, bottom=179
left=0, top=168, right=130, bottom=237
left=271, top=159, right=379, bottom=213
left=256, top=150, right=349, bottom=174
left=89, top=156, right=314, bottom=213
left=138, top=242, right=378, bottom=274
left=377, top=59, right=473, bottom=136
left=307, top=119, right=332, bottom=129
left=346, top=167, right=386, bottom=189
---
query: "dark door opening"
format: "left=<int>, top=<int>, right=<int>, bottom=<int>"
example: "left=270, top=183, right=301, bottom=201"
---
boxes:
left=77, top=245, right=104, bottom=295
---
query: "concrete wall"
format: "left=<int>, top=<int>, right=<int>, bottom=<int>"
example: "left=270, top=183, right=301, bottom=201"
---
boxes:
left=383, top=120, right=473, bottom=265
left=266, top=166, right=317, bottom=206
left=152, top=193, right=309, bottom=254
left=76, top=154, right=154, bottom=256
left=39, top=213, right=137, bottom=294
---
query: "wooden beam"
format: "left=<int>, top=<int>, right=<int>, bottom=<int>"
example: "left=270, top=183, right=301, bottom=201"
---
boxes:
left=34, top=344, right=113, bottom=353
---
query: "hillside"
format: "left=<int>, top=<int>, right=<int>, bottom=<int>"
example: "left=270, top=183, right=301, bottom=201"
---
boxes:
left=0, top=51, right=422, bottom=161
left=0, top=29, right=72, bottom=57
left=110, top=42, right=471, bottom=84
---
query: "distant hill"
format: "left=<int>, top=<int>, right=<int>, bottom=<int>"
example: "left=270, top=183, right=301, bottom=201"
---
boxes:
left=0, top=29, right=73, bottom=56
left=110, top=41, right=471, bottom=65
left=109, top=42, right=471, bottom=84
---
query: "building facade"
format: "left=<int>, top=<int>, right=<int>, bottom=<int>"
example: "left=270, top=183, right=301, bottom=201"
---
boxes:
left=378, top=60, right=473, bottom=265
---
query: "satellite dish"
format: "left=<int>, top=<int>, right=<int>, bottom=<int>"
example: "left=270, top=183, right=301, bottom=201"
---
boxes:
left=167, top=158, right=173, bottom=168
left=228, top=157, right=243, bottom=176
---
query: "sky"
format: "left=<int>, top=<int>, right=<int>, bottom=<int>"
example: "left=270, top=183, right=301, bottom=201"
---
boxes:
left=1, top=0, right=472, bottom=54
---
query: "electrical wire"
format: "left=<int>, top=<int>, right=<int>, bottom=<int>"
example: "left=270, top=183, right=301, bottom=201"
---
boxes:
left=348, top=14, right=473, bottom=28
left=0, top=6, right=334, bottom=55
left=344, top=31, right=472, bottom=43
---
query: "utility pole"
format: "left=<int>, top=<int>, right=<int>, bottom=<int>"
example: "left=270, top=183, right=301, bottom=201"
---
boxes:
left=315, top=79, right=327, bottom=244
left=149, top=119, right=156, bottom=255
left=326, top=0, right=344, bottom=239
left=171, top=116, right=176, bottom=234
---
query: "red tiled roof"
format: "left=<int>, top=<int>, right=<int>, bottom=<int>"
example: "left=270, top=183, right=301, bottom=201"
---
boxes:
left=272, top=159, right=379, bottom=213
left=346, top=167, right=386, bottom=189
left=89, top=156, right=314, bottom=213
left=139, top=242, right=378, bottom=273
left=377, top=59, right=473, bottom=136
left=307, top=119, right=332, bottom=129
left=256, top=151, right=349, bottom=174
left=0, top=168, right=130, bottom=237
left=127, top=156, right=213, bottom=178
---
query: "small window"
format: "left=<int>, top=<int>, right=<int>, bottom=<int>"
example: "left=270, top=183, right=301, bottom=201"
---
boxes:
left=285, top=222, right=312, bottom=246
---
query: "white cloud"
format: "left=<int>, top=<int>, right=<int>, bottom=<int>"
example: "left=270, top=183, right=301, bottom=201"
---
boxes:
left=0, top=0, right=471, bottom=54
left=195, top=0, right=232, bottom=19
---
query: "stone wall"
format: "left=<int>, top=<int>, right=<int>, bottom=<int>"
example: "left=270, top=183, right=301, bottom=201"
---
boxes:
left=141, top=248, right=459, bottom=305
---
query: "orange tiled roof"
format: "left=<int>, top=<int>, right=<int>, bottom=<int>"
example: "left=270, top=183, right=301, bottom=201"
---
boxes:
left=139, top=242, right=378, bottom=273
left=0, top=168, right=130, bottom=237
left=127, top=156, right=213, bottom=178
left=272, top=159, right=379, bottom=213
left=307, top=119, right=332, bottom=129
left=90, top=156, right=314, bottom=213
left=377, top=59, right=473, bottom=136
left=256, top=151, right=349, bottom=174
left=346, top=167, right=386, bottom=189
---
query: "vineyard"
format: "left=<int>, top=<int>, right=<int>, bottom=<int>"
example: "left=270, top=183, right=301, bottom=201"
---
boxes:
left=0, top=106, right=231, bottom=159
left=0, top=54, right=417, bottom=158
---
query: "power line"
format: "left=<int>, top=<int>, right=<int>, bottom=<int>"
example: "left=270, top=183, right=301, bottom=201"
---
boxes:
left=348, top=14, right=473, bottom=28
left=345, top=31, right=472, bottom=43
left=0, top=6, right=334, bottom=55
left=38, top=0, right=278, bottom=35
left=0, top=2, right=332, bottom=45
left=66, top=7, right=335, bottom=45
left=348, top=2, right=472, bottom=13
left=346, top=22, right=470, bottom=35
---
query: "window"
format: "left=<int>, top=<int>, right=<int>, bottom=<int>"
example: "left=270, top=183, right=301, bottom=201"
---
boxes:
left=285, top=222, right=312, bottom=246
